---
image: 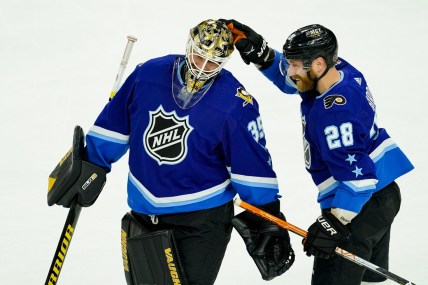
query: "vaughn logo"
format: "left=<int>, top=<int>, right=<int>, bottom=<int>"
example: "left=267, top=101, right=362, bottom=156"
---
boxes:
left=143, top=106, right=193, bottom=165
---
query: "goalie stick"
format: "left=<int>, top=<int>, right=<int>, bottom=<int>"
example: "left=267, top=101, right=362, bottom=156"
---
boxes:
left=45, top=35, right=137, bottom=285
left=109, top=35, right=138, bottom=100
left=45, top=199, right=81, bottom=285
left=234, top=198, right=416, bottom=285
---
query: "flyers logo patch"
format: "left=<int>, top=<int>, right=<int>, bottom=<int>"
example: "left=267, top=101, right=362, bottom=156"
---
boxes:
left=235, top=86, right=253, bottom=107
left=324, top=95, right=346, bottom=109
left=143, top=105, right=193, bottom=165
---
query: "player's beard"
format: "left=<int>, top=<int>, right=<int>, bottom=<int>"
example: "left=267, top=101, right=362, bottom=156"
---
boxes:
left=292, top=69, right=317, bottom=92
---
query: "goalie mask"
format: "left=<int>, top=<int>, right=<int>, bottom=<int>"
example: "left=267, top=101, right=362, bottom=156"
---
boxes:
left=173, top=19, right=234, bottom=109
left=186, top=19, right=233, bottom=89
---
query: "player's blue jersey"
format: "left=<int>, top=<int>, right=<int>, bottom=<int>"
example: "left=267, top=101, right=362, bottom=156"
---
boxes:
left=261, top=50, right=413, bottom=214
left=85, top=55, right=280, bottom=215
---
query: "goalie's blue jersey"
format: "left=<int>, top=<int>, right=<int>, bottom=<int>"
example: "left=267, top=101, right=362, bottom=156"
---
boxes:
left=261, top=51, right=413, bottom=214
left=85, top=55, right=279, bottom=215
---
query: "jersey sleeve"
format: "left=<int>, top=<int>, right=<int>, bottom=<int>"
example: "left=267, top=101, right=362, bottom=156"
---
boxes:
left=260, top=49, right=299, bottom=95
left=221, top=97, right=280, bottom=206
left=312, top=99, right=378, bottom=213
left=85, top=66, right=139, bottom=170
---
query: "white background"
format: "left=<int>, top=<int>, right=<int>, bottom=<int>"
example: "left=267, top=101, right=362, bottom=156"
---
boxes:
left=1, top=0, right=426, bottom=284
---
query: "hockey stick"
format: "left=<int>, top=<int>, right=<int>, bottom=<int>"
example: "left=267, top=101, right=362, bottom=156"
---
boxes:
left=234, top=198, right=416, bottom=285
left=109, top=35, right=138, bottom=100
left=45, top=199, right=81, bottom=285
left=45, top=36, right=137, bottom=285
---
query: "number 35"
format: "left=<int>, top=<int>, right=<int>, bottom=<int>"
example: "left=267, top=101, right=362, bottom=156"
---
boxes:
left=324, top=122, right=354, bottom=149
left=248, top=116, right=265, bottom=142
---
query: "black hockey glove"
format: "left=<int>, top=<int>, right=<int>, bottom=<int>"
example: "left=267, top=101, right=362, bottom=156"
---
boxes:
left=221, top=19, right=275, bottom=70
left=303, top=212, right=350, bottom=259
left=232, top=200, right=295, bottom=280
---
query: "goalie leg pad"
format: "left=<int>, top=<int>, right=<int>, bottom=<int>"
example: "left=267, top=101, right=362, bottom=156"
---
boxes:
left=121, top=212, right=187, bottom=285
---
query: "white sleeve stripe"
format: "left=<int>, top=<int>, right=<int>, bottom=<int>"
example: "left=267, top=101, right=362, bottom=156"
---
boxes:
left=230, top=173, right=278, bottom=185
left=129, top=172, right=230, bottom=204
left=317, top=177, right=377, bottom=194
left=343, top=180, right=377, bottom=192
left=87, top=131, right=129, bottom=144
left=369, top=138, right=397, bottom=162
left=89, top=125, right=129, bottom=142
left=346, top=179, right=378, bottom=188
left=317, top=176, right=338, bottom=192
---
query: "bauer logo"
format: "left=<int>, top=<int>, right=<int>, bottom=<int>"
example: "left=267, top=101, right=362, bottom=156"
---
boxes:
left=143, top=105, right=193, bottom=165
left=317, top=215, right=337, bottom=236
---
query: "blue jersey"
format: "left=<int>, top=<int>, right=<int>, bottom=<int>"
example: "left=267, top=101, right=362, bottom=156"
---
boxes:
left=86, top=55, right=279, bottom=215
left=261, top=50, right=413, bottom=214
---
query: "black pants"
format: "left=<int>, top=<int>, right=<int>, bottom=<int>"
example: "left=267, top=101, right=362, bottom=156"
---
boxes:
left=312, top=181, right=401, bottom=285
left=132, top=201, right=234, bottom=285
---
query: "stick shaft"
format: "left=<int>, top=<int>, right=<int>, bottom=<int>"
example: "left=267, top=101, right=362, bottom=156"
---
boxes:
left=45, top=36, right=137, bottom=284
left=234, top=198, right=415, bottom=285
left=109, top=35, right=138, bottom=100
left=45, top=200, right=82, bottom=285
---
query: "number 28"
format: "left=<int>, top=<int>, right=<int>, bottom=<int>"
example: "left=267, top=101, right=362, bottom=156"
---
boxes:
left=324, top=122, right=354, bottom=149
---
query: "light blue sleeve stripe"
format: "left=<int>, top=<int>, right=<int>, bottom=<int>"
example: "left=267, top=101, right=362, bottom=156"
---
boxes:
left=371, top=143, right=397, bottom=163
left=231, top=178, right=279, bottom=189
left=128, top=176, right=228, bottom=208
left=343, top=181, right=376, bottom=192
left=319, top=180, right=340, bottom=196
left=87, top=131, right=129, bottom=144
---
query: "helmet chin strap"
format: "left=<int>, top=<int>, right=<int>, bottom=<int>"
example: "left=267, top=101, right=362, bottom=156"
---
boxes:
left=306, top=63, right=331, bottom=91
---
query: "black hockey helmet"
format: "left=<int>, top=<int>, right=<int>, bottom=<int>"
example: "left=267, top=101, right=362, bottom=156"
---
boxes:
left=283, top=24, right=338, bottom=69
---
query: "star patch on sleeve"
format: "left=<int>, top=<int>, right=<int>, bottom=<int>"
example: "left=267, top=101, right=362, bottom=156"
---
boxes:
left=352, top=165, right=363, bottom=177
left=235, top=86, right=253, bottom=107
left=345, top=154, right=357, bottom=165
left=324, top=94, right=346, bottom=109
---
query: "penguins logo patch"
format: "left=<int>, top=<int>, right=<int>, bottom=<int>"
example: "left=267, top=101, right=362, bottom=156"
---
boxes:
left=143, top=105, right=193, bottom=165
left=324, top=95, right=346, bottom=109
left=235, top=86, right=253, bottom=107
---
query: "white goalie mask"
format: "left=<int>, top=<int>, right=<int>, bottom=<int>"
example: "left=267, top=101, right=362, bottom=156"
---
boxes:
left=184, top=19, right=234, bottom=94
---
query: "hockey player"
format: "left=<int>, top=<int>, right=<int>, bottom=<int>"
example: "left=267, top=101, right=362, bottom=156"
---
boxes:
left=47, top=19, right=294, bottom=284
left=223, top=20, right=414, bottom=284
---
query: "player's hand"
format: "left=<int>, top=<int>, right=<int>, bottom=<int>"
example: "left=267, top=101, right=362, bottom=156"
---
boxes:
left=220, top=19, right=275, bottom=69
left=232, top=201, right=295, bottom=280
left=303, top=212, right=350, bottom=259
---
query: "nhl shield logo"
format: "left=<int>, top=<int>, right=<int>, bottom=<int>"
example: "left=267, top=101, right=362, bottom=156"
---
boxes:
left=143, top=105, right=193, bottom=165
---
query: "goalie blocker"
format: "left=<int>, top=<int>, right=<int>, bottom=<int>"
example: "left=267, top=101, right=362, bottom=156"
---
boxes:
left=47, top=125, right=107, bottom=207
left=121, top=212, right=188, bottom=285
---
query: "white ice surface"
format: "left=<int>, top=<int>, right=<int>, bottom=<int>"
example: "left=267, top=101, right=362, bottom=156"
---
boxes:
left=0, top=0, right=426, bottom=284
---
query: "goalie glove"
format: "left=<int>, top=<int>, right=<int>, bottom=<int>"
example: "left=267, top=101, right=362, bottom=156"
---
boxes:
left=232, top=200, right=295, bottom=280
left=47, top=126, right=107, bottom=208
left=221, top=19, right=275, bottom=70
